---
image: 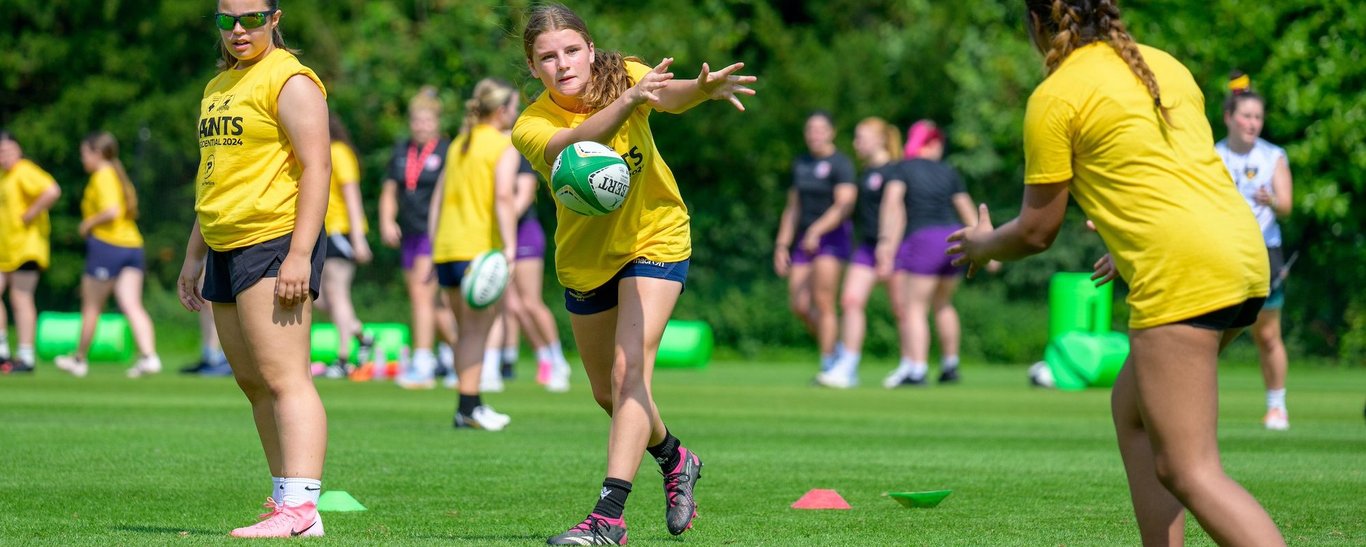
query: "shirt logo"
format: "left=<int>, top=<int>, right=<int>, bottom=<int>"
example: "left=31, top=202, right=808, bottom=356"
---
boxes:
left=815, top=161, right=831, bottom=179
left=868, top=172, right=883, bottom=191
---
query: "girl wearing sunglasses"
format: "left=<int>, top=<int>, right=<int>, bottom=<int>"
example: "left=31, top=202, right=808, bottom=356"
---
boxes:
left=177, top=0, right=331, bottom=538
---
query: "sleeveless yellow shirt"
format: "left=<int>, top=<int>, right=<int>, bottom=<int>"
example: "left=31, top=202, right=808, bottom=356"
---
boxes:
left=82, top=166, right=143, bottom=248
left=512, top=61, right=691, bottom=291
left=433, top=124, right=510, bottom=263
left=195, top=48, right=327, bottom=251
left=0, top=159, right=57, bottom=271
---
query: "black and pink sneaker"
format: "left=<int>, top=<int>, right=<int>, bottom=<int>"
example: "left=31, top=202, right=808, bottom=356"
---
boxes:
left=663, top=447, right=702, bottom=535
left=547, top=513, right=627, bottom=545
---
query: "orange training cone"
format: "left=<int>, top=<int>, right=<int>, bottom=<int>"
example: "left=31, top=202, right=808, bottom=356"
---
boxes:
left=791, top=489, right=852, bottom=510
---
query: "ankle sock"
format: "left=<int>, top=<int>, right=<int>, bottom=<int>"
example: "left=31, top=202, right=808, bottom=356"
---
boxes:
left=593, top=478, right=632, bottom=519
left=647, top=430, right=682, bottom=471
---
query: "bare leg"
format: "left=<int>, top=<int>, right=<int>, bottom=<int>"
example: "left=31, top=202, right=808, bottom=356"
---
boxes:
left=810, top=256, right=843, bottom=356
left=444, top=288, right=498, bottom=397
left=75, top=276, right=116, bottom=359
left=1124, top=324, right=1284, bottom=546
left=113, top=269, right=156, bottom=357
left=8, top=271, right=40, bottom=351
left=405, top=255, right=438, bottom=353
left=1251, top=310, right=1287, bottom=391
left=930, top=275, right=961, bottom=361
left=320, top=258, right=359, bottom=364
left=787, top=263, right=816, bottom=337
left=216, top=283, right=327, bottom=479
left=901, top=274, right=937, bottom=363
left=838, top=263, right=878, bottom=355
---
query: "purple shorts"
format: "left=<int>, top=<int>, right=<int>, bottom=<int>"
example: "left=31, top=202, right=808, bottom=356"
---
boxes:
left=400, top=232, right=432, bottom=271
left=850, top=242, right=876, bottom=268
left=896, top=225, right=963, bottom=276
left=791, top=222, right=853, bottom=265
left=515, top=216, right=546, bottom=261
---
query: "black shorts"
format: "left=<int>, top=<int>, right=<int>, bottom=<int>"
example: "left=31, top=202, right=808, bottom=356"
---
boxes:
left=203, top=233, right=326, bottom=303
left=1178, top=298, right=1266, bottom=331
left=13, top=261, right=42, bottom=272
left=325, top=233, right=356, bottom=261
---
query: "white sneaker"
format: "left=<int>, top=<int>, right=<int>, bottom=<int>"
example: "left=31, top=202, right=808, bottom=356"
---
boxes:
left=127, top=355, right=162, bottom=378
left=442, top=371, right=459, bottom=390
left=480, top=371, right=505, bottom=393
left=395, top=364, right=436, bottom=390
left=546, top=368, right=570, bottom=393
left=55, top=355, right=89, bottom=378
left=1263, top=408, right=1289, bottom=431
left=817, top=356, right=859, bottom=389
left=455, top=404, right=510, bottom=431
left=882, top=366, right=926, bottom=389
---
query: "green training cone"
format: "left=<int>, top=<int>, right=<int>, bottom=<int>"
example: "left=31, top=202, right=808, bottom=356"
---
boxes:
left=887, top=489, right=952, bottom=508
left=316, top=490, right=367, bottom=512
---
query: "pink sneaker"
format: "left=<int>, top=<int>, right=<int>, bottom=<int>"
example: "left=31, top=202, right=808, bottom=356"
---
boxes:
left=536, top=359, right=553, bottom=385
left=230, top=500, right=324, bottom=538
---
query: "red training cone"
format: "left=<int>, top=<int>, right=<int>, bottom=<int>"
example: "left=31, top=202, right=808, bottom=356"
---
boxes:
left=791, top=489, right=852, bottom=510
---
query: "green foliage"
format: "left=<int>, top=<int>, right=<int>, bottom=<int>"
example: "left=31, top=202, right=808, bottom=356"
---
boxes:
left=2, top=0, right=1361, bottom=361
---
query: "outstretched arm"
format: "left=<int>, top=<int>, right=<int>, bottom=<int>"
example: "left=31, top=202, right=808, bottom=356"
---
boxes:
left=947, top=181, right=1069, bottom=278
left=652, top=61, right=757, bottom=114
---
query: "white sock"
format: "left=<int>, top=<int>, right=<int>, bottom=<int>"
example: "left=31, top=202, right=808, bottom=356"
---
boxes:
left=835, top=342, right=847, bottom=359
left=941, top=355, right=960, bottom=370
left=272, top=477, right=285, bottom=503
left=437, top=343, right=454, bottom=369
left=902, top=359, right=928, bottom=380
left=412, top=348, right=436, bottom=374
left=16, top=345, right=34, bottom=366
left=483, top=348, right=501, bottom=374
left=279, top=477, right=322, bottom=506
left=820, top=353, right=837, bottom=372
left=1267, top=388, right=1287, bottom=411
left=501, top=346, right=518, bottom=364
left=549, top=340, right=566, bottom=363
left=1, top=332, right=11, bottom=359
left=835, top=352, right=861, bottom=373
left=535, top=346, right=553, bottom=362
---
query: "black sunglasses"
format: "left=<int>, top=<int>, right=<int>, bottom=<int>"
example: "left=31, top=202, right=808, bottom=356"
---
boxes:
left=213, top=9, right=277, bottom=31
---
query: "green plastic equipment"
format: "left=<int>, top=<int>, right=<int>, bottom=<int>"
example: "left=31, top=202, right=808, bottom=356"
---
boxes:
left=36, top=311, right=134, bottom=363
left=1048, top=272, right=1113, bottom=338
left=1044, top=331, right=1130, bottom=391
left=310, top=322, right=410, bottom=363
left=655, top=320, right=713, bottom=369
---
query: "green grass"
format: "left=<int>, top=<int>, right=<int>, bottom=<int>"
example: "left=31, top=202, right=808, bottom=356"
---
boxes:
left=1, top=359, right=1362, bottom=545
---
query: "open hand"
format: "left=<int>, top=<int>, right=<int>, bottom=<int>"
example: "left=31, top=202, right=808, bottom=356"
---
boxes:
left=697, top=62, right=758, bottom=111
left=627, top=58, right=675, bottom=106
left=946, top=203, right=995, bottom=279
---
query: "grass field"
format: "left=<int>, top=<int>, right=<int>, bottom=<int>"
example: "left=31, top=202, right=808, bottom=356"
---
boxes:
left=1, top=359, right=1362, bottom=545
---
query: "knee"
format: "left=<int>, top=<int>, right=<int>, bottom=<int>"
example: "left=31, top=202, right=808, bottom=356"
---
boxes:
left=789, top=299, right=809, bottom=318
left=592, top=390, right=614, bottom=414
left=840, top=294, right=865, bottom=314
left=1151, top=456, right=1218, bottom=500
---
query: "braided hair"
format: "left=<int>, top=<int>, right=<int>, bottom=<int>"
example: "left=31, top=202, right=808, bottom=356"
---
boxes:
left=1024, top=0, right=1172, bottom=124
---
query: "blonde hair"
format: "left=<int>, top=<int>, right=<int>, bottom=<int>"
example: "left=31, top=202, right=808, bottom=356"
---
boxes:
left=858, top=117, right=903, bottom=162
left=522, top=3, right=639, bottom=111
left=409, top=85, right=443, bottom=117
left=458, top=78, right=517, bottom=156
left=83, top=132, right=139, bottom=221
left=215, top=1, right=293, bottom=71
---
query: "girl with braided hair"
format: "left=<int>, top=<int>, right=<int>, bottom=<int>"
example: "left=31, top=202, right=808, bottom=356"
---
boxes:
left=949, top=1, right=1284, bottom=544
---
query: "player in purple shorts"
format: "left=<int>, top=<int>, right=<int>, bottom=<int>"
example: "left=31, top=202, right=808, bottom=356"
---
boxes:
left=380, top=87, right=459, bottom=388
left=774, top=111, right=856, bottom=375
left=817, top=117, right=905, bottom=388
left=879, top=121, right=994, bottom=387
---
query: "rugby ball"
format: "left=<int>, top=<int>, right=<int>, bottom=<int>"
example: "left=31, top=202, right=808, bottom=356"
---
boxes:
left=551, top=141, right=631, bottom=216
left=461, top=250, right=509, bottom=309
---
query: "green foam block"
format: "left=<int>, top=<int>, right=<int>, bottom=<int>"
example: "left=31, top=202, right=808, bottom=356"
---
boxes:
left=316, top=490, right=367, bottom=512
left=888, top=489, right=952, bottom=508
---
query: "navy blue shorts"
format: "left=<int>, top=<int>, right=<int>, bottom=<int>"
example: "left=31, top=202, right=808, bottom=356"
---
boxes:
left=1179, top=298, right=1266, bottom=331
left=564, top=258, right=689, bottom=315
left=434, top=260, right=472, bottom=289
left=203, top=233, right=326, bottom=304
left=325, top=233, right=357, bottom=261
left=84, top=238, right=145, bottom=280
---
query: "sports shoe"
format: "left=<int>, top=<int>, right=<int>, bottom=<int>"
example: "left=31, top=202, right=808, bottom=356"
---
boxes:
left=396, top=364, right=436, bottom=390
left=1263, top=408, right=1289, bottom=431
left=55, top=355, right=89, bottom=378
left=537, top=359, right=553, bottom=385
left=546, top=367, right=570, bottom=393
left=937, top=367, right=960, bottom=385
left=547, top=514, right=627, bottom=545
left=882, top=367, right=926, bottom=389
left=127, top=355, right=162, bottom=378
left=480, top=369, right=505, bottom=393
left=501, top=358, right=516, bottom=380
left=1, top=358, right=34, bottom=374
left=230, top=500, right=324, bottom=538
left=453, top=405, right=510, bottom=431
left=442, top=370, right=459, bottom=390
left=179, top=359, right=212, bottom=374
left=815, top=358, right=858, bottom=389
left=662, top=447, right=702, bottom=535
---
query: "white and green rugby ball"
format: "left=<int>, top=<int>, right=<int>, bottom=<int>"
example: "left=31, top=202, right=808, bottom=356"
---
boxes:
left=461, top=250, right=509, bottom=309
left=551, top=141, right=631, bottom=216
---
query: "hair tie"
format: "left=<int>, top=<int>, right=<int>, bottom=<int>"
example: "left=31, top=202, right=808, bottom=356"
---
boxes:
left=1228, top=73, right=1251, bottom=93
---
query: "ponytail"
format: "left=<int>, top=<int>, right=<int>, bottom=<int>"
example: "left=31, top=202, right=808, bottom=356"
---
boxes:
left=458, top=78, right=517, bottom=156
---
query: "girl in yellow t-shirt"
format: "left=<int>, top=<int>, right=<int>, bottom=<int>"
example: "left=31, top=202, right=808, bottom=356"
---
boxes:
left=174, top=0, right=330, bottom=538
left=0, top=130, right=61, bottom=373
left=512, top=4, right=755, bottom=543
left=949, top=1, right=1281, bottom=545
left=52, top=132, right=160, bottom=379
left=315, top=114, right=373, bottom=377
left=424, top=78, right=521, bottom=427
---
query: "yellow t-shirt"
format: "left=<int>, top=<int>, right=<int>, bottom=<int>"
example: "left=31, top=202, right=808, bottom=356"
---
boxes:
left=1024, top=42, right=1268, bottom=329
left=0, top=159, right=57, bottom=271
left=512, top=61, right=691, bottom=291
left=324, top=141, right=367, bottom=236
left=433, top=124, right=510, bottom=263
left=82, top=166, right=144, bottom=248
left=195, top=48, right=327, bottom=251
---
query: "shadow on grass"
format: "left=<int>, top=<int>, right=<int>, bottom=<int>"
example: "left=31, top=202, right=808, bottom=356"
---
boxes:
left=113, top=525, right=220, bottom=536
